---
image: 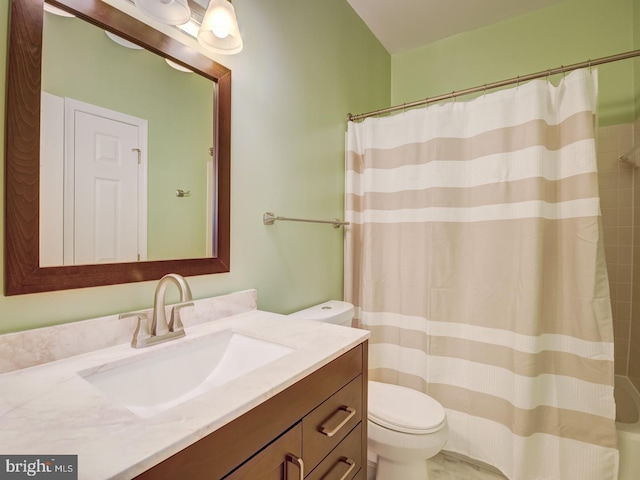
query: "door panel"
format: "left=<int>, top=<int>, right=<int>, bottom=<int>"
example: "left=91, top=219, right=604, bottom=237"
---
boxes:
left=73, top=110, right=140, bottom=264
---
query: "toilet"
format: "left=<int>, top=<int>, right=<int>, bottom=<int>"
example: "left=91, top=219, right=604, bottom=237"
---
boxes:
left=288, top=299, right=356, bottom=326
left=289, top=301, right=449, bottom=480
left=368, top=381, right=448, bottom=479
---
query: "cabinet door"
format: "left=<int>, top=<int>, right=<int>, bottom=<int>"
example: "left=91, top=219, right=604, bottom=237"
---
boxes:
left=305, top=424, right=361, bottom=480
left=225, top=423, right=303, bottom=480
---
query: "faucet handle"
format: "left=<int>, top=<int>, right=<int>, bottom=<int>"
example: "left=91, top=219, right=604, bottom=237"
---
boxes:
left=120, top=311, right=151, bottom=348
left=169, top=302, right=194, bottom=333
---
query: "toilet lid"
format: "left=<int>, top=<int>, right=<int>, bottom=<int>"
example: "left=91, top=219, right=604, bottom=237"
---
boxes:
left=368, top=381, right=446, bottom=434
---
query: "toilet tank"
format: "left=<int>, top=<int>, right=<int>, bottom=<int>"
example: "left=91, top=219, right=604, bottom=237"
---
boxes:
left=288, top=300, right=354, bottom=327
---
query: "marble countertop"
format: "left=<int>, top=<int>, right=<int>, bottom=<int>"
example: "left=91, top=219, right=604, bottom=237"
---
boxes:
left=0, top=309, right=369, bottom=479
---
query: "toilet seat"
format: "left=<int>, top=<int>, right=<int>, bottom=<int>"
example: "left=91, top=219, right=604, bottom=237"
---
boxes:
left=368, top=381, right=446, bottom=434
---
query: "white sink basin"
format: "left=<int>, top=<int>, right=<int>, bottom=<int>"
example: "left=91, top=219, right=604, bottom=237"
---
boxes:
left=80, top=330, right=293, bottom=418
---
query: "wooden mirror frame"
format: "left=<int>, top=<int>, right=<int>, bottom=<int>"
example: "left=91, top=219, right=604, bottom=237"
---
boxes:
left=5, top=0, right=231, bottom=295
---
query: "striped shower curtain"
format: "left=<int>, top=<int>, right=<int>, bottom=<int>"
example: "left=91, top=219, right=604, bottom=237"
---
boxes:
left=344, top=69, right=618, bottom=479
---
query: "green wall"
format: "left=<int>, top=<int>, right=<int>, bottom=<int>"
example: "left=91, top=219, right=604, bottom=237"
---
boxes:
left=16, top=0, right=634, bottom=335
left=391, top=0, right=636, bottom=126
left=42, top=13, right=212, bottom=260
left=0, top=0, right=390, bottom=333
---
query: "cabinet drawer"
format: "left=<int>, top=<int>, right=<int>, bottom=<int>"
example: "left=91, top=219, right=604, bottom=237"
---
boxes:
left=303, top=375, right=362, bottom=471
left=224, top=423, right=302, bottom=480
left=306, top=423, right=362, bottom=480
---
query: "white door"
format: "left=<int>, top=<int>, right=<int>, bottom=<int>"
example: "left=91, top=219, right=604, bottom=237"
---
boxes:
left=40, top=92, right=65, bottom=267
left=66, top=102, right=147, bottom=265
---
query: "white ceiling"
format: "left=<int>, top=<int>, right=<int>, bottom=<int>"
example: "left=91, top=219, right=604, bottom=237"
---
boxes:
left=346, top=0, right=567, bottom=54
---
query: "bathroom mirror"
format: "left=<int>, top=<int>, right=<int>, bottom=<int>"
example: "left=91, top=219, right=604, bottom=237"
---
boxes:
left=41, top=9, right=214, bottom=266
left=5, top=0, right=231, bottom=295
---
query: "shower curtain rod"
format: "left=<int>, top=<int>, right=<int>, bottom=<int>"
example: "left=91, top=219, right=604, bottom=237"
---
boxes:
left=347, top=48, right=640, bottom=122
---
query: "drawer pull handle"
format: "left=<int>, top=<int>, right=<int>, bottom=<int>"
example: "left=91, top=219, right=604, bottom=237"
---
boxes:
left=319, top=406, right=356, bottom=437
left=322, top=457, right=356, bottom=480
left=286, top=453, right=304, bottom=480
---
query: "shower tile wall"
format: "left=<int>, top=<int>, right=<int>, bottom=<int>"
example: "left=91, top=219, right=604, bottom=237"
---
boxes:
left=632, top=117, right=640, bottom=390
left=597, top=124, right=634, bottom=377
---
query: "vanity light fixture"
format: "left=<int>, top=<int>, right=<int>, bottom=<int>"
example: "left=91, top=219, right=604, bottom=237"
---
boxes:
left=165, top=58, right=193, bottom=72
left=43, top=3, right=75, bottom=17
left=198, top=0, right=243, bottom=54
left=105, top=31, right=144, bottom=49
left=133, top=0, right=191, bottom=26
left=176, top=19, right=201, bottom=38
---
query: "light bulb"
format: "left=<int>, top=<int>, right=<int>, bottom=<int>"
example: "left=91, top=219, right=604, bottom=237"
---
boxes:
left=198, top=0, right=243, bottom=54
left=210, top=11, right=233, bottom=38
left=212, top=24, right=231, bottom=39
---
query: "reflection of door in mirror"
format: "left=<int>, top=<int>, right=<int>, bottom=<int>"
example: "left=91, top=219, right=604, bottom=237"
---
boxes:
left=40, top=8, right=215, bottom=266
left=71, top=103, right=145, bottom=265
left=40, top=94, right=148, bottom=267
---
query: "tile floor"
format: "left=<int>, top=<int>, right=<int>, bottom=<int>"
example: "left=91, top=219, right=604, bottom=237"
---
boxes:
left=427, top=453, right=507, bottom=480
left=368, top=452, right=508, bottom=480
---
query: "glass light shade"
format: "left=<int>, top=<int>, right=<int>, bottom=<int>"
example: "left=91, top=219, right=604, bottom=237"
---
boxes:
left=198, top=0, right=243, bottom=54
left=165, top=58, right=193, bottom=73
left=134, top=0, right=191, bottom=26
left=105, top=31, right=144, bottom=50
left=176, top=19, right=201, bottom=38
left=43, top=4, right=75, bottom=17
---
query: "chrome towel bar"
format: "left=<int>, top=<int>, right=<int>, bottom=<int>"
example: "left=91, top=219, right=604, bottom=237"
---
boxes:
left=263, top=212, right=349, bottom=229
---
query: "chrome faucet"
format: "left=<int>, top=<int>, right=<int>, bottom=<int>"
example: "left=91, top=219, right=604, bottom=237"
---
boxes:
left=120, top=273, right=195, bottom=348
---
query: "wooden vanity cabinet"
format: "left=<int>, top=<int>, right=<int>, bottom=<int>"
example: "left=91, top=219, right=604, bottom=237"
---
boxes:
left=224, top=423, right=302, bottom=480
left=135, top=341, right=368, bottom=480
